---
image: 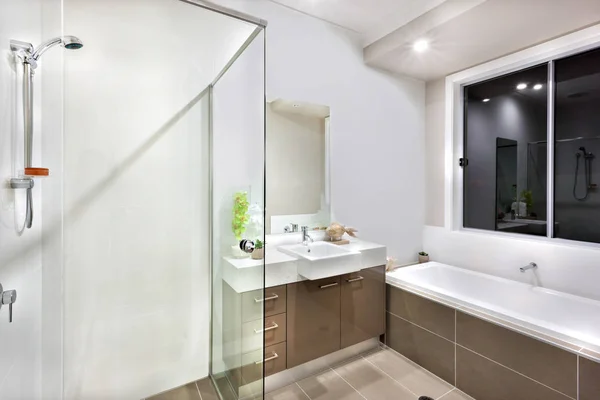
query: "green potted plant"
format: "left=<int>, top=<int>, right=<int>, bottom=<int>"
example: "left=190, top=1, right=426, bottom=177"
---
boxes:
left=251, top=239, right=264, bottom=260
left=232, top=191, right=250, bottom=257
left=418, top=251, right=429, bottom=263
left=519, top=189, right=533, bottom=218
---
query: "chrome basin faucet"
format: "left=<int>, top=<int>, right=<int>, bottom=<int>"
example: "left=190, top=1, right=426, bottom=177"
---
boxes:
left=301, top=226, right=314, bottom=246
left=520, top=262, right=537, bottom=272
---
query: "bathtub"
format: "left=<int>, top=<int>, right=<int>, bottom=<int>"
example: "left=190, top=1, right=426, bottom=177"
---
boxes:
left=387, top=262, right=600, bottom=350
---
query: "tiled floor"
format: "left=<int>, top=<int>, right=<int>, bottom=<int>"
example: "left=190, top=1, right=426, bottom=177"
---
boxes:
left=266, top=348, right=474, bottom=400
left=146, top=377, right=221, bottom=400
left=147, top=347, right=475, bottom=400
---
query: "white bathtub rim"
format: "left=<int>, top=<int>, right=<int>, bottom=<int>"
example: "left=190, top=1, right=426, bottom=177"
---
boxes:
left=386, top=263, right=600, bottom=360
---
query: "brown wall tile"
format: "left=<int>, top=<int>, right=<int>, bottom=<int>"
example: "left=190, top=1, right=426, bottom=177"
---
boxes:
left=456, top=312, right=577, bottom=398
left=386, top=285, right=455, bottom=340
left=456, top=346, right=572, bottom=400
left=386, top=311, right=455, bottom=384
left=580, top=356, right=600, bottom=400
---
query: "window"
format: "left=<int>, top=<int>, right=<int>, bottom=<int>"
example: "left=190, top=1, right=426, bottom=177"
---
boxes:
left=554, top=48, right=600, bottom=243
left=464, top=64, right=548, bottom=237
left=463, top=46, right=600, bottom=244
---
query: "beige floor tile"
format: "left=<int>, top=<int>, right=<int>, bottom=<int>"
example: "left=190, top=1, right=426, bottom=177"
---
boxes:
left=297, top=369, right=364, bottom=400
left=196, top=377, right=219, bottom=400
left=334, top=357, right=416, bottom=400
left=213, top=375, right=238, bottom=400
left=439, top=389, right=476, bottom=400
left=266, top=383, right=310, bottom=400
left=146, top=383, right=201, bottom=400
left=365, top=349, right=453, bottom=399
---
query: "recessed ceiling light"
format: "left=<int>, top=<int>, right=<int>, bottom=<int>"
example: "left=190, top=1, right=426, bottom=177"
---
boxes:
left=533, top=83, right=543, bottom=90
left=516, top=83, right=528, bottom=90
left=413, top=39, right=429, bottom=52
left=482, top=98, right=490, bottom=102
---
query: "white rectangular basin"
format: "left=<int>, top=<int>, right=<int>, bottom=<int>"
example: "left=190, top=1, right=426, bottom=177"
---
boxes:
left=278, top=242, right=362, bottom=280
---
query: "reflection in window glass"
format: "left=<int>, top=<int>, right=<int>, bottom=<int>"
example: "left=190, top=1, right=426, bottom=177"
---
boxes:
left=464, top=64, right=548, bottom=236
left=554, top=48, right=600, bottom=243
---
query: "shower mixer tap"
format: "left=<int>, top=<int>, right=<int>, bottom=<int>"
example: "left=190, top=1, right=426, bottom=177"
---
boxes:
left=0, top=283, right=17, bottom=323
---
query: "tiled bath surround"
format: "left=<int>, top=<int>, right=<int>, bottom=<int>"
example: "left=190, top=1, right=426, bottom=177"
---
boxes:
left=386, top=285, right=600, bottom=400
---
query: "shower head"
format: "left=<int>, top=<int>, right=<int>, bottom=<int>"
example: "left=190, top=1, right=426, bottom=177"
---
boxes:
left=62, top=36, right=84, bottom=50
left=28, top=36, right=83, bottom=65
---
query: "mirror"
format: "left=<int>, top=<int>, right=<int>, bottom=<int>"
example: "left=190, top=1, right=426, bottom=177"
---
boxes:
left=496, top=138, right=518, bottom=220
left=266, top=99, right=330, bottom=234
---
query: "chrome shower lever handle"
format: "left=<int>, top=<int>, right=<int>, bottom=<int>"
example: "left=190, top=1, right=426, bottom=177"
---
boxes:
left=0, top=284, right=17, bottom=323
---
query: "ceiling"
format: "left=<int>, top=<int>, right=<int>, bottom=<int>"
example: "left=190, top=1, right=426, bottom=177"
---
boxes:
left=365, top=0, right=600, bottom=81
left=269, top=0, right=600, bottom=82
left=268, top=0, right=448, bottom=45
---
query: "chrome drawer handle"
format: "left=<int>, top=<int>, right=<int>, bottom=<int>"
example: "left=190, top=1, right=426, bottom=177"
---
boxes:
left=346, top=276, right=364, bottom=283
left=254, top=293, right=279, bottom=303
left=255, top=352, right=279, bottom=365
left=319, top=282, right=338, bottom=289
left=254, top=322, right=278, bottom=334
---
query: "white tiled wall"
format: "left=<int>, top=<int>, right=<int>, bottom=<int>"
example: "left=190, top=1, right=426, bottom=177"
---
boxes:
left=0, top=1, right=45, bottom=398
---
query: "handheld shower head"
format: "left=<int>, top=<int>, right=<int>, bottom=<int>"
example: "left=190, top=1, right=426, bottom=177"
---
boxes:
left=30, top=36, right=83, bottom=65
left=62, top=36, right=84, bottom=50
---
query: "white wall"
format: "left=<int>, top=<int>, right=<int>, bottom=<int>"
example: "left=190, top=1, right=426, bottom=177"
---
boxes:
left=61, top=1, right=255, bottom=398
left=217, top=0, right=426, bottom=263
left=425, top=79, right=446, bottom=227
left=0, top=1, right=45, bottom=399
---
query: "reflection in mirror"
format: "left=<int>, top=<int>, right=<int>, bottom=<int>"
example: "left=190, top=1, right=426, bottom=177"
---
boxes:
left=266, top=99, right=330, bottom=233
left=464, top=63, right=548, bottom=236
left=496, top=138, right=517, bottom=220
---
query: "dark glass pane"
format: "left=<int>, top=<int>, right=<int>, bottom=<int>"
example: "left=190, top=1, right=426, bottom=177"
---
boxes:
left=464, top=64, right=548, bottom=236
left=554, top=48, right=600, bottom=242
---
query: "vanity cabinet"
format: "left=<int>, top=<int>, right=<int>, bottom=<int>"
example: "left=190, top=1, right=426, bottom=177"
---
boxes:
left=225, top=265, right=385, bottom=395
left=286, top=266, right=385, bottom=368
left=287, top=276, right=342, bottom=368
left=340, top=265, right=386, bottom=348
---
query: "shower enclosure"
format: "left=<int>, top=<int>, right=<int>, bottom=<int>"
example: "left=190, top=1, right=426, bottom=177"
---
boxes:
left=0, top=1, right=266, bottom=399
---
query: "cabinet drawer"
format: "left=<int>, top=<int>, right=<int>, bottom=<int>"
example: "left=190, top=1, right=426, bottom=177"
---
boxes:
left=264, top=342, right=287, bottom=377
left=241, top=342, right=287, bottom=384
left=242, top=313, right=287, bottom=353
left=242, top=285, right=287, bottom=323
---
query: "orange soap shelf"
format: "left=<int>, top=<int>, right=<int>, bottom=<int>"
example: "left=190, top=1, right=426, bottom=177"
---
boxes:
left=24, top=167, right=50, bottom=177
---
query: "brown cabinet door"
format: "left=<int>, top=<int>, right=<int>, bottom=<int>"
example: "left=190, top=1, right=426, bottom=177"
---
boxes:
left=341, top=265, right=385, bottom=348
left=287, top=277, right=341, bottom=368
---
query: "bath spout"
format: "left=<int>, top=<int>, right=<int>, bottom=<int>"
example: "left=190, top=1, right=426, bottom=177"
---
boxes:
left=520, top=262, right=538, bottom=272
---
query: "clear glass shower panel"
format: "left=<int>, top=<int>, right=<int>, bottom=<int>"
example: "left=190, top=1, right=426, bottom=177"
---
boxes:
left=210, top=28, right=266, bottom=400
left=211, top=28, right=265, bottom=398
left=62, top=1, right=259, bottom=398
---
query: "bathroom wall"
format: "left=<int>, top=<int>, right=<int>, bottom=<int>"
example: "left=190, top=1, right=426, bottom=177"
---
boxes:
left=0, top=1, right=51, bottom=398
left=60, top=0, right=255, bottom=398
left=425, top=79, right=446, bottom=228
left=216, top=0, right=426, bottom=264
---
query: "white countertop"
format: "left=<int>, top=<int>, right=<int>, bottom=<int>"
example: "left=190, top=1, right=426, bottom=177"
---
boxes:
left=222, top=237, right=387, bottom=293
